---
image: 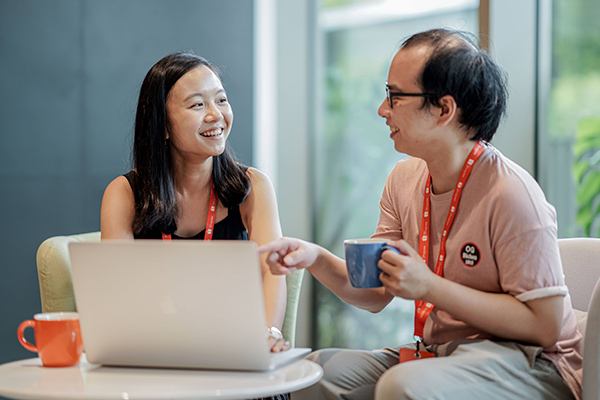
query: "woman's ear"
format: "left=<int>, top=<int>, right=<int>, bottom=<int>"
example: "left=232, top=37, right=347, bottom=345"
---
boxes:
left=437, top=94, right=457, bottom=127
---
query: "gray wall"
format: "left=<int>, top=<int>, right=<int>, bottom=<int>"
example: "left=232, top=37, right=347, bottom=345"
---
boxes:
left=0, top=0, right=254, bottom=367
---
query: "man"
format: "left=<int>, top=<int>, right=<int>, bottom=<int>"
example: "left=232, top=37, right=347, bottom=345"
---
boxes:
left=260, top=29, right=582, bottom=400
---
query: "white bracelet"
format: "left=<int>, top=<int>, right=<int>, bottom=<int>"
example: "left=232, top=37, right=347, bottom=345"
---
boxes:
left=267, top=326, right=283, bottom=338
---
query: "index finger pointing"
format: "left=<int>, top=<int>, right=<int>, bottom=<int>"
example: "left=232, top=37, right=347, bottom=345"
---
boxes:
left=258, top=239, right=292, bottom=254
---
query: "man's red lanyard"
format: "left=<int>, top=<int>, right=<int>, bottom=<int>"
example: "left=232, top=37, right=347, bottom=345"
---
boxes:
left=161, top=178, right=217, bottom=241
left=401, top=140, right=485, bottom=363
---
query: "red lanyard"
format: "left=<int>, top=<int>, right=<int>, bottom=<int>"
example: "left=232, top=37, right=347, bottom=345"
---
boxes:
left=413, top=140, right=485, bottom=339
left=161, top=178, right=217, bottom=241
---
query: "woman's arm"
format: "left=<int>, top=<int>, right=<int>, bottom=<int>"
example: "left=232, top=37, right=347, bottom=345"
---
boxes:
left=100, top=176, right=136, bottom=240
left=240, top=168, right=286, bottom=330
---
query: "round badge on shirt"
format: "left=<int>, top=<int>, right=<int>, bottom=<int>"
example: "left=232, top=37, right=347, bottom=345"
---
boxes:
left=460, top=243, right=480, bottom=267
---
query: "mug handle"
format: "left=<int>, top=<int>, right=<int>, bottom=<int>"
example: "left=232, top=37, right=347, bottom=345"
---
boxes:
left=17, top=320, right=37, bottom=352
left=380, top=245, right=400, bottom=256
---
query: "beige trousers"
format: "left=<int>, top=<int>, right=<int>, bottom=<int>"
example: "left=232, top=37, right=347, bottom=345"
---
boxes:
left=293, top=339, right=575, bottom=400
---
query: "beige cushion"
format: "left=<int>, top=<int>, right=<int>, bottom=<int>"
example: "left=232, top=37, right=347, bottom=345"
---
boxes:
left=36, top=232, right=101, bottom=313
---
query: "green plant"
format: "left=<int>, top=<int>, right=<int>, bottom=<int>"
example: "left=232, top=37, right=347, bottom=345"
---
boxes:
left=573, top=117, right=600, bottom=237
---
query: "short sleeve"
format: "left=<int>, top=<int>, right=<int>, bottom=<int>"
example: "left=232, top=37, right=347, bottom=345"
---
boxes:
left=495, top=222, right=567, bottom=301
left=372, top=172, right=403, bottom=241
left=371, top=158, right=427, bottom=243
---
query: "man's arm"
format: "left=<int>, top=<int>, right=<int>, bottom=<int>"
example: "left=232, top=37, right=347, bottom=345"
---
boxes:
left=260, top=238, right=394, bottom=313
left=379, top=239, right=563, bottom=347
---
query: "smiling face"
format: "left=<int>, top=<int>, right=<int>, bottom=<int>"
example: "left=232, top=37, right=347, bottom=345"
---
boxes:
left=378, top=45, right=440, bottom=158
left=165, top=65, right=233, bottom=161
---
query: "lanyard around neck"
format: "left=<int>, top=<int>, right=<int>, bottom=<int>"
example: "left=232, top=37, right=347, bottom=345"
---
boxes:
left=161, top=178, right=217, bottom=241
left=413, top=140, right=485, bottom=339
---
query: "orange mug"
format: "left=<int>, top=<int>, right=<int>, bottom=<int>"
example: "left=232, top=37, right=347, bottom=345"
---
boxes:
left=17, top=312, right=83, bottom=367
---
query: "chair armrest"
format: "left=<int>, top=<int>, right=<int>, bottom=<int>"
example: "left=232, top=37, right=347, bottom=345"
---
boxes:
left=583, top=277, right=600, bottom=400
left=282, top=269, right=305, bottom=348
left=36, top=232, right=101, bottom=313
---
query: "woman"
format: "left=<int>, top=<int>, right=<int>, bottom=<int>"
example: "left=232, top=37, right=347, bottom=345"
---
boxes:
left=101, top=52, right=288, bottom=352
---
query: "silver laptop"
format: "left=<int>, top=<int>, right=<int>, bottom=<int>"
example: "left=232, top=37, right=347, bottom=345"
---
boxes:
left=69, top=240, right=310, bottom=371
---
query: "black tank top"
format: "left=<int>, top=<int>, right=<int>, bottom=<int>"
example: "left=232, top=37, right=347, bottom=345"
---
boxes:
left=123, top=171, right=248, bottom=240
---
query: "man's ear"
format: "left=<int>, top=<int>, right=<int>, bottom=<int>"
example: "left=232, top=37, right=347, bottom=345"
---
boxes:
left=437, top=94, right=457, bottom=127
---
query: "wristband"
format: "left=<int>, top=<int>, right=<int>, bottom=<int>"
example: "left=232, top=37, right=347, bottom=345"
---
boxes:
left=267, top=326, right=283, bottom=338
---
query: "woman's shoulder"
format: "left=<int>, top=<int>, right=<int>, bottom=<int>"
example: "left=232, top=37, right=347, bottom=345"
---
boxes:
left=103, top=170, right=137, bottom=202
left=105, top=174, right=134, bottom=194
left=101, top=174, right=136, bottom=238
left=245, top=167, right=274, bottom=190
left=245, top=166, right=267, bottom=180
left=239, top=167, right=277, bottom=217
left=102, top=174, right=135, bottom=210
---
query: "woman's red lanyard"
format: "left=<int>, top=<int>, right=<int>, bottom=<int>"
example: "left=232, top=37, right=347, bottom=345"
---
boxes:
left=400, top=140, right=485, bottom=363
left=161, top=178, right=217, bottom=241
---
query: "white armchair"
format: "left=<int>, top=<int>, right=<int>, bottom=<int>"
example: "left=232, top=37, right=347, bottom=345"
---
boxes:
left=559, top=237, right=600, bottom=400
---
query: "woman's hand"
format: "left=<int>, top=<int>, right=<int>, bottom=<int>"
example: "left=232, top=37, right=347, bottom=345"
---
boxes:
left=267, top=326, right=290, bottom=352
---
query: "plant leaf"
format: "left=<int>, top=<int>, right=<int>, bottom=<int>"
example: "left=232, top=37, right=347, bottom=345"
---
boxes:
left=574, top=117, right=600, bottom=158
left=573, top=160, right=590, bottom=183
left=576, top=206, right=593, bottom=237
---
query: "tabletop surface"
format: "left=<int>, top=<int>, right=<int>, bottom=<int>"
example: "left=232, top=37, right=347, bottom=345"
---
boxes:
left=0, top=356, right=323, bottom=400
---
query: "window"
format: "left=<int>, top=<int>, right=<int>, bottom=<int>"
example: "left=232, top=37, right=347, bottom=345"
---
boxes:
left=314, top=0, right=480, bottom=349
left=538, top=0, right=600, bottom=239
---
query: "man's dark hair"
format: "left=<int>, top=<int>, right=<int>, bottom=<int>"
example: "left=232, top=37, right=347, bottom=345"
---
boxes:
left=132, top=52, right=250, bottom=236
left=402, top=29, right=508, bottom=141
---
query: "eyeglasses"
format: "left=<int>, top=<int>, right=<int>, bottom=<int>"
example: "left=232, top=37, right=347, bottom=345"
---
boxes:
left=385, top=82, right=435, bottom=108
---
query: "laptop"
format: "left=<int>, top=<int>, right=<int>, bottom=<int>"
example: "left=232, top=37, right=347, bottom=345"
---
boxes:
left=68, top=240, right=310, bottom=371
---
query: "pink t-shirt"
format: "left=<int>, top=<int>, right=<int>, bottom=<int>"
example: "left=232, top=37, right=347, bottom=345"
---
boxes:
left=373, top=143, right=582, bottom=399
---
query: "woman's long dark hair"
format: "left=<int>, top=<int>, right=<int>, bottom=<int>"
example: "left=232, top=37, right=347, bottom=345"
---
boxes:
left=132, top=52, right=250, bottom=236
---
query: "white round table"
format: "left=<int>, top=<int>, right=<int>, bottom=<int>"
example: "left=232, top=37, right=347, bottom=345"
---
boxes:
left=0, top=356, right=323, bottom=400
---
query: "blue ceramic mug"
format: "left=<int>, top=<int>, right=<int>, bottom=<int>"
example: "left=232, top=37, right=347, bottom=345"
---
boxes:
left=344, top=239, right=400, bottom=288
